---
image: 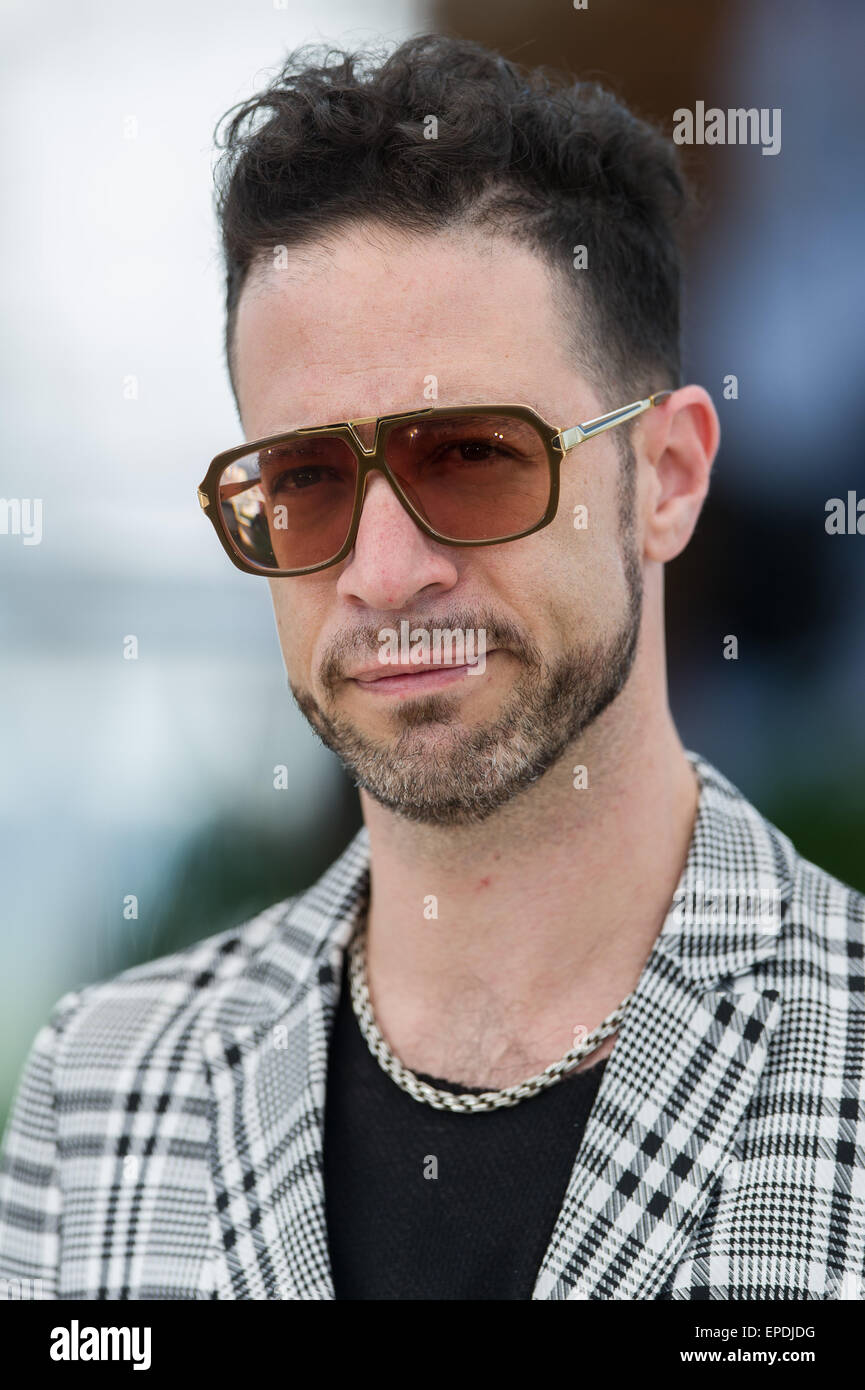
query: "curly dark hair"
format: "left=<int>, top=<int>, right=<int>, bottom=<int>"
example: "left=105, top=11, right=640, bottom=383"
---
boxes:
left=214, top=33, right=696, bottom=414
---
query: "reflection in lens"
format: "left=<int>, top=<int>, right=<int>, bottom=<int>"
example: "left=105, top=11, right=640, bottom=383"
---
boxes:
left=218, top=435, right=358, bottom=571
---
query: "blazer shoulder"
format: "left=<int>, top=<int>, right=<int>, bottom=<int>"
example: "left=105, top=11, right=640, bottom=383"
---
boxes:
left=42, top=894, right=304, bottom=1067
left=787, top=845, right=865, bottom=950
left=693, top=752, right=864, bottom=957
left=20, top=824, right=371, bottom=1083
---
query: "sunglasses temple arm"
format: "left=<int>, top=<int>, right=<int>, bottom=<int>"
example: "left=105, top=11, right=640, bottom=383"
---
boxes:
left=216, top=479, right=262, bottom=501
left=557, top=390, right=673, bottom=452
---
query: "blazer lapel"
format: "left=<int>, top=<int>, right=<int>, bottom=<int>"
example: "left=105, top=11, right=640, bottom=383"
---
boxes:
left=203, top=837, right=370, bottom=1300
left=531, top=965, right=783, bottom=1299
left=532, top=756, right=794, bottom=1300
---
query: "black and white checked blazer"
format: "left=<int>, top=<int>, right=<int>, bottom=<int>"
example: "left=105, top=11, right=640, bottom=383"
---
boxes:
left=1, top=752, right=864, bottom=1300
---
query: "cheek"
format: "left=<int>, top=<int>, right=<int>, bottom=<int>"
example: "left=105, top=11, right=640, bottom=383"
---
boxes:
left=559, top=460, right=624, bottom=572
left=268, top=581, right=329, bottom=678
left=560, top=446, right=621, bottom=533
left=535, top=489, right=617, bottom=587
left=528, top=475, right=630, bottom=641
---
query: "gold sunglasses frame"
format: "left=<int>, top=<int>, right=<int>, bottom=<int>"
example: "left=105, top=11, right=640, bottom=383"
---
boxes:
left=197, top=390, right=673, bottom=578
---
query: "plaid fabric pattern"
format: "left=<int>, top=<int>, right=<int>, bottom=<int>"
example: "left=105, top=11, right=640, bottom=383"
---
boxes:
left=1, top=752, right=863, bottom=1300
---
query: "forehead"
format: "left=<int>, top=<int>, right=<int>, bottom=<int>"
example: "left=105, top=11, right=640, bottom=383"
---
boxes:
left=231, top=223, right=582, bottom=436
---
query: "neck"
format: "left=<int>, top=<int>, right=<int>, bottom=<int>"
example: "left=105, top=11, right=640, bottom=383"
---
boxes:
left=359, top=687, right=699, bottom=1089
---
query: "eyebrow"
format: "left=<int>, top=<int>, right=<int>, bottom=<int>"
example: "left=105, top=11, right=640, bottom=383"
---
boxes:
left=262, top=398, right=550, bottom=436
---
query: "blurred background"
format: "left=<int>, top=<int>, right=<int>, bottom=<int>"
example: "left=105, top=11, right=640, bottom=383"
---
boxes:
left=2, top=0, right=863, bottom=1129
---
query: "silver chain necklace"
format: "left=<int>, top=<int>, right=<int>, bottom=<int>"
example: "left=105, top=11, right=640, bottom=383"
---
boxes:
left=347, top=924, right=633, bottom=1114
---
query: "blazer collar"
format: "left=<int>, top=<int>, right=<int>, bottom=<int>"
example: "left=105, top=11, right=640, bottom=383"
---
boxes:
left=204, top=753, right=794, bottom=1299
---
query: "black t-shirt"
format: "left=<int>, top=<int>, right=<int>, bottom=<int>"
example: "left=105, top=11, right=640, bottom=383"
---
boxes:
left=323, top=965, right=608, bottom=1300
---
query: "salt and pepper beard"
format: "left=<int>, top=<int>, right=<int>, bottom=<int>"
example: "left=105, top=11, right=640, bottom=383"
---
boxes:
left=290, top=444, right=643, bottom=827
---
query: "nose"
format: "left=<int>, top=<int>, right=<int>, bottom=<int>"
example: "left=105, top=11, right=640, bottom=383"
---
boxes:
left=335, top=468, right=460, bottom=611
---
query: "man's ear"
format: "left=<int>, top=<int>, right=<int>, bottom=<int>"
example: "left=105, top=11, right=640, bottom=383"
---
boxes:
left=639, top=386, right=720, bottom=563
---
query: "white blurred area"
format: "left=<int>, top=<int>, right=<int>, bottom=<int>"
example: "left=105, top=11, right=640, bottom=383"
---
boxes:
left=0, top=1, right=424, bottom=1091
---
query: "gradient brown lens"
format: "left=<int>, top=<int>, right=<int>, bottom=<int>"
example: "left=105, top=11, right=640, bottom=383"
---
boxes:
left=384, top=412, right=552, bottom=541
left=218, top=435, right=358, bottom=571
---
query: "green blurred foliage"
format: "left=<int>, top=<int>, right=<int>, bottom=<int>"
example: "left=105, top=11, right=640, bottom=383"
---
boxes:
left=762, top=770, right=865, bottom=895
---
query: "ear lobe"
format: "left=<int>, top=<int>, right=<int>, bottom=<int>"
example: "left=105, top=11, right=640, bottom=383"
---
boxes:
left=642, top=388, right=719, bottom=564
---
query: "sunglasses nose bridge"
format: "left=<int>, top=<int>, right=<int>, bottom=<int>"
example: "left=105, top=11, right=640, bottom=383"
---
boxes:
left=346, top=418, right=378, bottom=453
left=354, top=454, right=430, bottom=535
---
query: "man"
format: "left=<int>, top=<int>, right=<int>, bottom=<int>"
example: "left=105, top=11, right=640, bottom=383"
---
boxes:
left=1, top=33, right=863, bottom=1302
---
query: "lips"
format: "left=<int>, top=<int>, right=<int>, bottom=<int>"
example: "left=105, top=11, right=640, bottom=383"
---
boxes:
left=351, top=662, right=464, bottom=683
left=347, top=652, right=495, bottom=693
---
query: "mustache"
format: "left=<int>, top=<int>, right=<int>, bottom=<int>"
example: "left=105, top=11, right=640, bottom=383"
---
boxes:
left=319, top=609, right=543, bottom=695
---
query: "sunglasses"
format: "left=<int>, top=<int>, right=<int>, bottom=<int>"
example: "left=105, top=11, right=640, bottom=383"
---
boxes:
left=197, top=391, right=672, bottom=577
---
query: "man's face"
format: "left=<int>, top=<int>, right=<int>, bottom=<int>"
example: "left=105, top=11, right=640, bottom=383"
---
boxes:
left=233, top=224, right=644, bottom=826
